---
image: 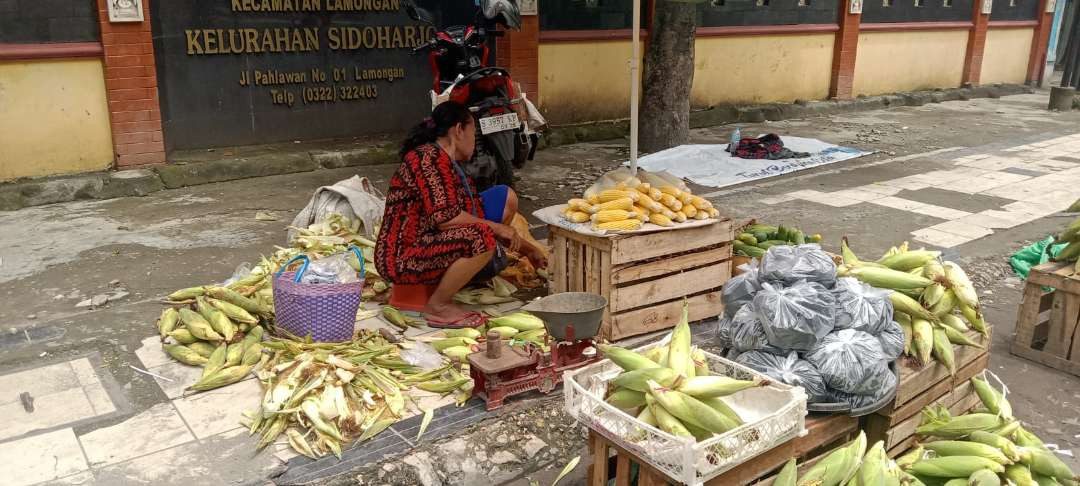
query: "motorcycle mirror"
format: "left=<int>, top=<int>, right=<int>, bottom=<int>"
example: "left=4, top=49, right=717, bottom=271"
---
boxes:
left=404, top=3, right=435, bottom=24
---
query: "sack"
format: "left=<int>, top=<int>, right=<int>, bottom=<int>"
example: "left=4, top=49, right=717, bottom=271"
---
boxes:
left=736, top=351, right=830, bottom=403
left=753, top=281, right=836, bottom=351
left=288, top=176, right=385, bottom=243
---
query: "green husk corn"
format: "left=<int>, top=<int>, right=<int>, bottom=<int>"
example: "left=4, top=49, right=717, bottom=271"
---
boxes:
left=441, top=346, right=470, bottom=362
left=971, top=377, right=1013, bottom=420
left=922, top=283, right=947, bottom=308
left=206, top=286, right=270, bottom=314
left=1013, top=427, right=1045, bottom=448
left=163, top=344, right=209, bottom=366
left=486, top=326, right=519, bottom=339
left=968, top=430, right=1022, bottom=463
left=896, top=445, right=924, bottom=469
left=691, top=348, right=710, bottom=377
left=598, top=345, right=661, bottom=371
left=892, top=292, right=940, bottom=324
left=968, top=468, right=1003, bottom=486
left=205, top=307, right=237, bottom=342
left=960, top=303, right=989, bottom=336
left=944, top=479, right=968, bottom=486
left=203, top=344, right=228, bottom=379
left=994, top=420, right=1022, bottom=437
left=1033, top=473, right=1063, bottom=486
left=225, top=342, right=245, bottom=367
left=187, top=341, right=216, bottom=358
left=179, top=308, right=223, bottom=341
left=646, top=380, right=738, bottom=435
left=852, top=441, right=888, bottom=486
left=168, top=286, right=205, bottom=301
left=1022, top=448, right=1078, bottom=481
left=698, top=396, right=744, bottom=426
left=381, top=305, right=411, bottom=329
left=487, top=312, right=545, bottom=331
left=931, top=289, right=958, bottom=316
left=168, top=328, right=199, bottom=344
left=636, top=405, right=657, bottom=427
left=942, top=326, right=983, bottom=348
left=676, top=375, right=766, bottom=398
left=648, top=400, right=692, bottom=438
left=240, top=326, right=263, bottom=350
left=916, top=413, right=1004, bottom=438
left=189, top=364, right=252, bottom=391
left=940, top=313, right=970, bottom=333
left=880, top=250, right=941, bottom=271
left=241, top=343, right=263, bottom=367
left=667, top=302, right=692, bottom=377
left=606, top=388, right=646, bottom=409
left=157, top=308, right=180, bottom=338
left=913, top=318, right=935, bottom=366
left=907, top=456, right=1005, bottom=477
left=932, top=328, right=956, bottom=375
left=432, top=337, right=478, bottom=352
left=1006, top=464, right=1037, bottom=486
left=774, top=458, right=797, bottom=486
left=611, top=367, right=678, bottom=393
left=444, top=328, right=482, bottom=339
left=849, top=266, right=933, bottom=290
left=922, top=440, right=1011, bottom=464
left=208, top=298, right=258, bottom=324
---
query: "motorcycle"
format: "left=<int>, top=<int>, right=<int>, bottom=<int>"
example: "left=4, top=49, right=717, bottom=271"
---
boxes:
left=405, top=0, right=542, bottom=191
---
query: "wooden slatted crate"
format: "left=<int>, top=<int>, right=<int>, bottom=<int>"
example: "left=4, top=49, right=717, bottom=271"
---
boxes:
left=586, top=415, right=858, bottom=486
left=1010, top=261, right=1080, bottom=377
left=549, top=219, right=734, bottom=341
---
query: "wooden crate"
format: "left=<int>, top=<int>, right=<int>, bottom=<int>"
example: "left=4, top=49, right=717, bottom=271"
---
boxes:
left=875, top=327, right=991, bottom=416
left=1011, top=261, right=1080, bottom=377
left=586, top=415, right=858, bottom=486
left=549, top=220, right=734, bottom=341
left=864, top=373, right=985, bottom=456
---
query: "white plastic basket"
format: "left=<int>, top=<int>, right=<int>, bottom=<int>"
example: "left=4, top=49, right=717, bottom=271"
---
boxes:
left=564, top=338, right=808, bottom=485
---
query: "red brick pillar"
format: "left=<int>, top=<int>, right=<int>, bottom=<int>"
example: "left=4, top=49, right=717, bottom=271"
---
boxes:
left=96, top=0, right=166, bottom=168
left=1026, top=0, right=1055, bottom=85
left=496, top=15, right=540, bottom=100
left=829, top=0, right=861, bottom=99
left=962, top=0, right=991, bottom=85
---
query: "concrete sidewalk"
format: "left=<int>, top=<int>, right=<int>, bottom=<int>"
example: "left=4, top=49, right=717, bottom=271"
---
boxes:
left=2, top=92, right=1080, bottom=485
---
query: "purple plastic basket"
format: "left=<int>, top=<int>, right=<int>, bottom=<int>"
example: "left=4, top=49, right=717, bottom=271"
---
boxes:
left=272, top=248, right=365, bottom=342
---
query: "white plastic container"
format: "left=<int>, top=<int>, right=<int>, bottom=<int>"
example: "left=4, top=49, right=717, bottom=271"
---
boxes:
left=564, top=338, right=807, bottom=485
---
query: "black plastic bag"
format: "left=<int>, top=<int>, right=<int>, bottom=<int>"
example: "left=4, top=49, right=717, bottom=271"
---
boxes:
left=736, top=351, right=830, bottom=403
left=878, top=321, right=905, bottom=360
left=833, top=277, right=894, bottom=334
left=722, top=259, right=761, bottom=318
left=753, top=281, right=836, bottom=351
left=759, top=244, right=837, bottom=288
left=828, top=367, right=898, bottom=410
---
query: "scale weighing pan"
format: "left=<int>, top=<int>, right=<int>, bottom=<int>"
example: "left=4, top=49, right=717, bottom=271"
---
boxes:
left=521, top=292, right=607, bottom=341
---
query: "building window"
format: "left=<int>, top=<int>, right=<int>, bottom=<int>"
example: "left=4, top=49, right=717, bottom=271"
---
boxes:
left=756, top=0, right=769, bottom=6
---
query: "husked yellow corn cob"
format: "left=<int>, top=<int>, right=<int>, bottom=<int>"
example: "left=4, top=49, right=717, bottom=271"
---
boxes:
left=659, top=185, right=683, bottom=197
left=567, top=198, right=597, bottom=214
left=690, top=195, right=713, bottom=210
left=591, top=209, right=632, bottom=224
left=635, top=191, right=664, bottom=212
left=630, top=205, right=650, bottom=222
left=673, top=211, right=688, bottom=222
left=586, top=194, right=600, bottom=205
left=639, top=182, right=651, bottom=191
left=682, top=204, right=698, bottom=218
left=662, top=208, right=677, bottom=220
left=660, top=194, right=683, bottom=211
left=564, top=211, right=590, bottom=223
left=677, top=192, right=693, bottom=205
left=707, top=207, right=719, bottom=218
left=694, top=211, right=709, bottom=220
left=649, top=213, right=674, bottom=227
left=597, top=197, right=633, bottom=211
left=599, top=190, right=635, bottom=203
left=646, top=187, right=663, bottom=201
left=623, top=177, right=642, bottom=188
left=596, top=219, right=644, bottom=231
left=615, top=182, right=628, bottom=191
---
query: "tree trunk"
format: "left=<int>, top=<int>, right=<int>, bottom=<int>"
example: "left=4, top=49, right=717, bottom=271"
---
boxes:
left=640, top=0, right=697, bottom=153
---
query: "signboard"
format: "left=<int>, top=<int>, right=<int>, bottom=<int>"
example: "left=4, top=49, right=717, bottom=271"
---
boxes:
left=151, top=0, right=477, bottom=151
left=519, top=0, right=537, bottom=15
left=109, top=0, right=145, bottom=22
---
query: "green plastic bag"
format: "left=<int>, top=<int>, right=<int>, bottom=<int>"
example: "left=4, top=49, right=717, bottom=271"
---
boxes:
left=1010, top=236, right=1068, bottom=280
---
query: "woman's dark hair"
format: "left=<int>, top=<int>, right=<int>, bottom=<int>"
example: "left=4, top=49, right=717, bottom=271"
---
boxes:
left=400, top=101, right=473, bottom=158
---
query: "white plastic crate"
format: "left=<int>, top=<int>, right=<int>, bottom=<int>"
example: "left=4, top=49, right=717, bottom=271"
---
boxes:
left=564, top=338, right=808, bottom=485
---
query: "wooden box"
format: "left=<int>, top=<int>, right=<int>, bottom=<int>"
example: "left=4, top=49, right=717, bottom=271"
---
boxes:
left=1011, top=261, right=1080, bottom=377
left=549, top=219, right=734, bottom=341
left=586, top=415, right=858, bottom=486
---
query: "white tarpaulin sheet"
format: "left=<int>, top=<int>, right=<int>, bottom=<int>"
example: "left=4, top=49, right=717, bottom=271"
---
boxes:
left=634, top=136, right=870, bottom=189
left=533, top=204, right=716, bottom=238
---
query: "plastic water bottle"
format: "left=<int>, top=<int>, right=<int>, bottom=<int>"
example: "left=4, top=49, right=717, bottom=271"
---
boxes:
left=729, top=125, right=742, bottom=153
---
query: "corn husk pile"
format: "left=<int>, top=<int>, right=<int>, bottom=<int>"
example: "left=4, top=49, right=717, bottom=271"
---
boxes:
left=891, top=376, right=1079, bottom=486
left=561, top=170, right=721, bottom=232
left=599, top=302, right=769, bottom=442
left=416, top=311, right=551, bottom=362
left=733, top=222, right=823, bottom=258
left=838, top=239, right=988, bottom=374
left=245, top=331, right=473, bottom=459
left=1052, top=214, right=1080, bottom=273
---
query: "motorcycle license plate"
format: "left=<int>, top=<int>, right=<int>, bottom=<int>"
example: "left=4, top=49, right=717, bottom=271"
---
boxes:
left=479, top=113, right=519, bottom=135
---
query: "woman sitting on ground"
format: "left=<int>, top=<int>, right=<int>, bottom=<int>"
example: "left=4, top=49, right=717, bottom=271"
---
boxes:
left=375, top=101, right=546, bottom=328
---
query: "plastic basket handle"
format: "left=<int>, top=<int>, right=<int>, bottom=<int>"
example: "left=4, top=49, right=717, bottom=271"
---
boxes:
left=347, top=245, right=367, bottom=280
left=276, top=255, right=312, bottom=283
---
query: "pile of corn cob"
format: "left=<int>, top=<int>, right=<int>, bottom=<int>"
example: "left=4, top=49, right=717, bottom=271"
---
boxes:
left=599, top=303, right=769, bottom=442
left=245, top=331, right=472, bottom=459
left=892, top=376, right=1079, bottom=486
left=561, top=171, right=720, bottom=232
left=157, top=286, right=274, bottom=392
left=838, top=239, right=988, bottom=374
left=734, top=223, right=823, bottom=258
left=417, top=311, right=551, bottom=362
left=1052, top=215, right=1080, bottom=273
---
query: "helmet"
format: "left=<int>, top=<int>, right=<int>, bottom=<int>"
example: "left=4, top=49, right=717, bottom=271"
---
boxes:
left=480, top=0, right=522, bottom=30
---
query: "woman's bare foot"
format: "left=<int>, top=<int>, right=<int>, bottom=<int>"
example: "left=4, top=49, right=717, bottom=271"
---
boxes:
left=423, top=301, right=486, bottom=328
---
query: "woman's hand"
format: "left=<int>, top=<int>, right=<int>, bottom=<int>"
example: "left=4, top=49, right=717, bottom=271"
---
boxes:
left=491, top=223, right=522, bottom=252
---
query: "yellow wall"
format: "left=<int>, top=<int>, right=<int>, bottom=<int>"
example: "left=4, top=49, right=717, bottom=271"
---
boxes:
left=853, top=30, right=968, bottom=96
left=980, top=27, right=1033, bottom=85
left=692, top=34, right=834, bottom=106
left=0, top=58, right=114, bottom=181
left=538, top=40, right=636, bottom=123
